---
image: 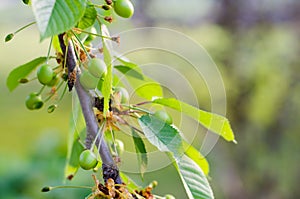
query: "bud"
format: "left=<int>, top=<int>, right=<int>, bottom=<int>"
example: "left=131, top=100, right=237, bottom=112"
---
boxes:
left=19, top=78, right=29, bottom=84
left=102, top=5, right=111, bottom=10
left=112, top=36, right=120, bottom=44
left=5, top=33, right=14, bottom=42
left=105, top=0, right=113, bottom=5
left=47, top=104, right=57, bottom=113
left=104, top=16, right=113, bottom=23
left=22, top=0, right=30, bottom=5
left=41, top=186, right=51, bottom=192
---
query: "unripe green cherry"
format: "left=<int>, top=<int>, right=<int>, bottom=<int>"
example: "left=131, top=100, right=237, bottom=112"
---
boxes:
left=88, top=58, right=107, bottom=78
left=25, top=92, right=44, bottom=110
left=154, top=110, right=173, bottom=124
left=46, top=74, right=59, bottom=87
left=114, top=87, right=129, bottom=104
left=37, top=64, right=54, bottom=85
left=79, top=70, right=98, bottom=90
left=113, top=0, right=134, bottom=18
left=79, top=150, right=98, bottom=170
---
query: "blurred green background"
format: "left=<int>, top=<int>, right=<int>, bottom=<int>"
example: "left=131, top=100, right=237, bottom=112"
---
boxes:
left=1, top=0, right=300, bottom=198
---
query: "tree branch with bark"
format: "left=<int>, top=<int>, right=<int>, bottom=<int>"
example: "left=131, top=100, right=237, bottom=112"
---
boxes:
left=58, top=33, right=122, bottom=184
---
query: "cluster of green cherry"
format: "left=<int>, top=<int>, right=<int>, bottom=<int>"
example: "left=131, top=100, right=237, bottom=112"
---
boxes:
left=25, top=63, right=66, bottom=111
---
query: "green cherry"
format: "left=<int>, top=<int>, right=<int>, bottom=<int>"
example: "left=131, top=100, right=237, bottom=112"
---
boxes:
left=113, top=0, right=134, bottom=18
left=25, top=92, right=44, bottom=110
left=37, top=64, right=54, bottom=85
left=87, top=58, right=107, bottom=78
left=46, top=73, right=59, bottom=87
left=79, top=150, right=98, bottom=170
left=79, top=70, right=98, bottom=90
left=154, top=110, right=173, bottom=124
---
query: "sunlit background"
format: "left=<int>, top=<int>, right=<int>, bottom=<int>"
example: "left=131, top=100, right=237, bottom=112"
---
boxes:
left=1, top=0, right=300, bottom=198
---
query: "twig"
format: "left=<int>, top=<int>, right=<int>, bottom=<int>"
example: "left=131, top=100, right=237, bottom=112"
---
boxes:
left=58, top=33, right=122, bottom=184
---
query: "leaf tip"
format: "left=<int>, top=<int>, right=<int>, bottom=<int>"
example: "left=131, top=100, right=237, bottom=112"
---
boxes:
left=232, top=139, right=238, bottom=144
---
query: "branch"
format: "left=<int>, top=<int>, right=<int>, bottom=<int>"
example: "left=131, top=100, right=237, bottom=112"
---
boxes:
left=58, top=34, right=122, bottom=184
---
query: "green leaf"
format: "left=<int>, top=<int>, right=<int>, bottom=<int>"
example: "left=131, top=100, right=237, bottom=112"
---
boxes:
left=152, top=98, right=236, bottom=143
left=131, top=129, right=148, bottom=177
left=114, top=65, right=144, bottom=80
left=119, top=172, right=142, bottom=190
left=64, top=132, right=84, bottom=180
left=138, top=114, right=184, bottom=156
left=112, top=74, right=124, bottom=87
left=133, top=81, right=162, bottom=100
left=64, top=95, right=85, bottom=180
left=173, top=155, right=214, bottom=199
left=99, top=24, right=113, bottom=116
left=139, top=114, right=209, bottom=175
left=77, top=4, right=97, bottom=29
left=139, top=114, right=213, bottom=197
left=116, top=57, right=142, bottom=73
left=52, top=35, right=62, bottom=53
left=31, top=0, right=86, bottom=40
left=183, top=141, right=209, bottom=175
left=6, top=57, right=47, bottom=91
left=115, top=57, right=163, bottom=100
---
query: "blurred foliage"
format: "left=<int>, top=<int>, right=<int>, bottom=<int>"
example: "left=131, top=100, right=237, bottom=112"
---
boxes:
left=1, top=0, right=300, bottom=199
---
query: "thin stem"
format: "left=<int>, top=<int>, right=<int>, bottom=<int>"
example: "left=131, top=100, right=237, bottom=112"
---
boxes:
left=70, top=30, right=91, bottom=60
left=46, top=37, right=53, bottom=64
left=134, top=101, right=152, bottom=106
left=109, top=129, right=118, bottom=155
left=43, top=81, right=65, bottom=103
left=37, top=85, right=46, bottom=95
left=130, top=125, right=144, bottom=135
left=48, top=185, right=92, bottom=191
left=91, top=122, right=105, bottom=150
left=29, top=76, right=38, bottom=81
left=57, top=83, right=68, bottom=102
left=63, top=41, right=69, bottom=69
left=122, top=104, right=153, bottom=114
left=70, top=37, right=83, bottom=66
left=73, top=27, right=113, bottom=40
left=116, top=115, right=144, bottom=135
left=14, top=21, right=36, bottom=34
left=96, top=16, right=103, bottom=30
